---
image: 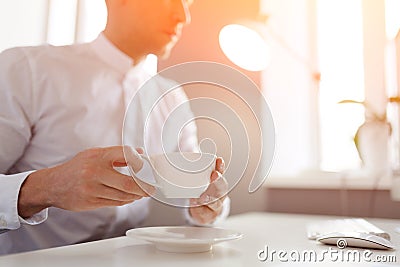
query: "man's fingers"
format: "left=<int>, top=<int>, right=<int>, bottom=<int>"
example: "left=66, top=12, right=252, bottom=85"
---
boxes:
left=210, top=170, right=220, bottom=182
left=189, top=206, right=218, bottom=224
left=206, top=199, right=224, bottom=212
left=192, top=171, right=228, bottom=206
left=99, top=169, right=149, bottom=197
left=215, top=157, right=225, bottom=174
left=89, top=198, right=137, bottom=209
left=123, top=146, right=144, bottom=173
left=96, top=184, right=143, bottom=202
left=209, top=171, right=228, bottom=195
left=133, top=177, right=157, bottom=196
left=98, top=146, right=127, bottom=166
left=98, top=146, right=144, bottom=173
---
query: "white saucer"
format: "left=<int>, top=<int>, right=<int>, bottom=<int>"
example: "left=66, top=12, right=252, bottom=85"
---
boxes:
left=126, top=226, right=242, bottom=253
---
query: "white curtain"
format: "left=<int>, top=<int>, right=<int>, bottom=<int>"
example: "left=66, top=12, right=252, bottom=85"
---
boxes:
left=0, top=0, right=107, bottom=52
left=0, top=0, right=49, bottom=52
left=47, top=0, right=107, bottom=45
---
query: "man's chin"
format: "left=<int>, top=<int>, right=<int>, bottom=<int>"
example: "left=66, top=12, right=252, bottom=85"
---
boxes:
left=156, top=42, right=176, bottom=60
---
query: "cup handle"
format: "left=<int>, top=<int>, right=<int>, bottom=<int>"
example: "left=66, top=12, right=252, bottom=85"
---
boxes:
left=132, top=155, right=161, bottom=188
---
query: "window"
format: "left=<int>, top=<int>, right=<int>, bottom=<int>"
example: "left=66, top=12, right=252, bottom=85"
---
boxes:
left=385, top=0, right=400, bottom=171
left=0, top=0, right=157, bottom=74
left=262, top=0, right=392, bottom=177
left=47, top=0, right=79, bottom=45
left=0, top=0, right=48, bottom=52
left=317, top=0, right=365, bottom=171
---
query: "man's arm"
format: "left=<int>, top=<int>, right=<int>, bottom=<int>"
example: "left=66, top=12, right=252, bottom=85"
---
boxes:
left=18, top=146, right=153, bottom=218
left=0, top=49, right=154, bottom=229
left=0, top=48, right=42, bottom=230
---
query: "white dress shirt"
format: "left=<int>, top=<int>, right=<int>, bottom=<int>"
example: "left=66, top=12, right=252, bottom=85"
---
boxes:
left=0, top=34, right=229, bottom=255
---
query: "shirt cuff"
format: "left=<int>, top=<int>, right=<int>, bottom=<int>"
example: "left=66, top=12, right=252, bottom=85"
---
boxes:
left=18, top=209, right=48, bottom=225
left=183, top=197, right=230, bottom=227
left=0, top=171, right=48, bottom=230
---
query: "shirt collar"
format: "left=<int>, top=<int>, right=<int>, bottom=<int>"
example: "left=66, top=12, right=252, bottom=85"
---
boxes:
left=90, top=33, right=134, bottom=74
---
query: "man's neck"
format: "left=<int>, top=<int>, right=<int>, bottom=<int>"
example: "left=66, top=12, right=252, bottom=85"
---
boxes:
left=103, top=29, right=146, bottom=65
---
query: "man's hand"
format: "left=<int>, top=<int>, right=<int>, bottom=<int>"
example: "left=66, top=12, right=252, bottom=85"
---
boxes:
left=18, top=146, right=153, bottom=218
left=188, top=157, right=228, bottom=224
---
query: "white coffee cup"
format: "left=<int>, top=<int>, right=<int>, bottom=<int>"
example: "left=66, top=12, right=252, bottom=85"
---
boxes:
left=133, top=152, right=215, bottom=198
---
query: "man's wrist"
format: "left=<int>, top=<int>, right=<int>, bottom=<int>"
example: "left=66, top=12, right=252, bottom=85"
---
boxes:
left=18, top=169, right=52, bottom=219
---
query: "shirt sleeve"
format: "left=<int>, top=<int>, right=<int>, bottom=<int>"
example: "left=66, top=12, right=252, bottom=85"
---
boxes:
left=183, top=197, right=230, bottom=227
left=0, top=48, right=34, bottom=171
left=0, top=48, right=48, bottom=230
left=0, top=172, right=48, bottom=230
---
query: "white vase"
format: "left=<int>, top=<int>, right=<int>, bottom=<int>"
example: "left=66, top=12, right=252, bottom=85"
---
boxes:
left=355, top=120, right=391, bottom=176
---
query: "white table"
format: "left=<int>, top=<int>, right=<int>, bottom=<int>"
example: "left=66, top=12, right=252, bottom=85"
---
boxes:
left=0, top=212, right=399, bottom=266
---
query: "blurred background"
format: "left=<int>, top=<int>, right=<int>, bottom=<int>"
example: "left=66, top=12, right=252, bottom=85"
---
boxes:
left=2, top=0, right=400, bottom=222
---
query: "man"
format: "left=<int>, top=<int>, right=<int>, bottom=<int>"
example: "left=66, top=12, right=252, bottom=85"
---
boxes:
left=0, top=0, right=229, bottom=255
